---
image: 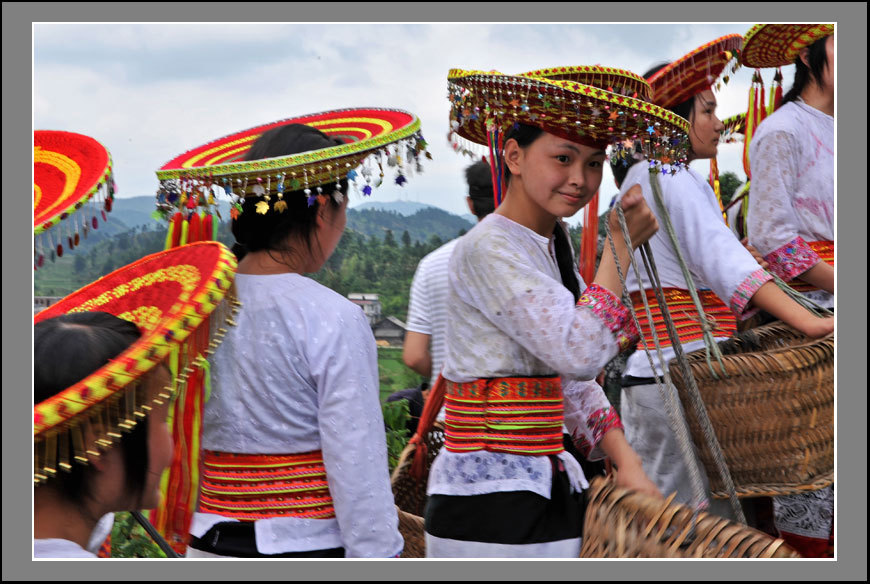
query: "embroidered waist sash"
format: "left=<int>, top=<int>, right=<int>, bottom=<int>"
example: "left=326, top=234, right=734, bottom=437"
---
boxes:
left=629, top=288, right=737, bottom=350
left=198, top=450, right=335, bottom=521
left=443, top=376, right=564, bottom=456
left=790, top=240, right=834, bottom=293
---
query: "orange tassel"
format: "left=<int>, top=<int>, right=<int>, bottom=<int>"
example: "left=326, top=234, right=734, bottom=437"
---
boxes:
left=579, top=191, right=599, bottom=284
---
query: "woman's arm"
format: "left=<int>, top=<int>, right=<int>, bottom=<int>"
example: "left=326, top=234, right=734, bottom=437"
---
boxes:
left=314, top=304, right=403, bottom=558
left=562, top=378, right=660, bottom=497
left=748, top=281, right=834, bottom=337
left=795, top=261, right=835, bottom=294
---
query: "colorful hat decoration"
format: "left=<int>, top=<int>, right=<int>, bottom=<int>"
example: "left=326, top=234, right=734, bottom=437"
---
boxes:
left=741, top=24, right=834, bottom=69
left=155, top=108, right=429, bottom=244
left=447, top=68, right=690, bottom=205
left=34, top=131, right=116, bottom=269
left=719, top=112, right=746, bottom=144
left=518, top=65, right=652, bottom=102
left=34, top=241, right=239, bottom=550
left=647, top=34, right=743, bottom=109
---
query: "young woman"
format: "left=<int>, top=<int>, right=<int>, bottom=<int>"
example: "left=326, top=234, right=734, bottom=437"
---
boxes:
left=33, top=313, right=173, bottom=558
left=615, top=35, right=834, bottom=520
left=180, top=112, right=427, bottom=558
left=33, top=241, right=236, bottom=558
left=743, top=24, right=835, bottom=558
left=422, top=69, right=690, bottom=558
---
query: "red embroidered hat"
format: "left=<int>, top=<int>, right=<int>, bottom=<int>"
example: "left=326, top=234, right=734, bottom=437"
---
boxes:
left=33, top=242, right=238, bottom=478
left=647, top=34, right=743, bottom=108
left=33, top=130, right=116, bottom=268
left=155, top=107, right=429, bottom=222
left=742, top=24, right=834, bottom=69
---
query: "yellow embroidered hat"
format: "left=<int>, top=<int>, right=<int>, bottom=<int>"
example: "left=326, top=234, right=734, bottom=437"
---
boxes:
left=742, top=24, right=834, bottom=69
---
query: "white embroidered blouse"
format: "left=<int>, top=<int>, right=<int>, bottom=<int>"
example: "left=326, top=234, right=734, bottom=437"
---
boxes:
left=193, top=273, right=403, bottom=558
left=747, top=98, right=834, bottom=308
left=428, top=214, right=638, bottom=499
left=618, top=162, right=773, bottom=378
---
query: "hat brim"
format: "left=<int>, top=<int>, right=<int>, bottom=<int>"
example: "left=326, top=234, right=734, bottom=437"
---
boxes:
left=34, top=130, right=113, bottom=236
left=648, top=34, right=743, bottom=108
left=448, top=69, right=690, bottom=164
left=34, top=242, right=237, bottom=438
left=156, top=108, right=421, bottom=189
left=742, top=24, right=834, bottom=69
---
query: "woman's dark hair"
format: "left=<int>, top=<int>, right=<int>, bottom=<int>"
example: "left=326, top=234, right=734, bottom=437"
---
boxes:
left=782, top=35, right=831, bottom=105
left=503, top=123, right=582, bottom=301
left=465, top=160, right=495, bottom=219
left=34, top=312, right=147, bottom=506
left=231, top=124, right=348, bottom=262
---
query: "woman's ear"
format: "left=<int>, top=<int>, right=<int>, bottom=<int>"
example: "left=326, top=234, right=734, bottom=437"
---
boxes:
left=799, top=46, right=811, bottom=68
left=504, top=138, right=523, bottom=177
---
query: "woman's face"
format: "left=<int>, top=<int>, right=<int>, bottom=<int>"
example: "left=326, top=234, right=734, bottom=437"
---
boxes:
left=507, top=132, right=606, bottom=219
left=821, top=34, right=835, bottom=94
left=687, top=89, right=725, bottom=161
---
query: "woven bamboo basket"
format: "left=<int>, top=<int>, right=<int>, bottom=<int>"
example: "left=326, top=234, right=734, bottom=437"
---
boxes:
left=580, top=476, right=800, bottom=558
left=668, top=322, right=834, bottom=498
left=390, top=422, right=445, bottom=558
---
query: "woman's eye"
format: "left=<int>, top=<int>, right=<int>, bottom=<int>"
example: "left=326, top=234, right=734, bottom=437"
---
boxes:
left=556, top=155, right=570, bottom=163
left=588, top=161, right=602, bottom=168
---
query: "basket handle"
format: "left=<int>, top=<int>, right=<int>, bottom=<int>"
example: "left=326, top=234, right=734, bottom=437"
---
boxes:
left=407, top=373, right=446, bottom=481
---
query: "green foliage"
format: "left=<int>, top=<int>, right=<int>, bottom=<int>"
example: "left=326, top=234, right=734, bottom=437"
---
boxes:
left=382, top=399, right=411, bottom=472
left=377, top=347, right=425, bottom=401
left=719, top=171, right=745, bottom=206
left=110, top=512, right=167, bottom=558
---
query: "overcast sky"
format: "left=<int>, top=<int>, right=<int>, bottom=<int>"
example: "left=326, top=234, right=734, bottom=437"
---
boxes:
left=34, top=23, right=793, bottom=225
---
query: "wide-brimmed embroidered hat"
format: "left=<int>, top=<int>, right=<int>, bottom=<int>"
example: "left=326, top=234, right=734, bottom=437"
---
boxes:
left=34, top=241, right=239, bottom=549
left=448, top=68, right=689, bottom=161
left=742, top=24, right=834, bottom=69
left=647, top=34, right=743, bottom=108
left=34, top=130, right=116, bottom=268
left=155, top=108, right=428, bottom=234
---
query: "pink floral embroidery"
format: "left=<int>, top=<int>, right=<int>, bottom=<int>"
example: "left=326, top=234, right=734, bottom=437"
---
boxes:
left=763, top=236, right=823, bottom=282
left=577, top=283, right=639, bottom=352
left=574, top=406, right=623, bottom=458
left=729, top=268, right=774, bottom=315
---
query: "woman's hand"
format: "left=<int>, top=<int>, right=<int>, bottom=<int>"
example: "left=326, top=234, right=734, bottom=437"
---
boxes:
left=612, top=457, right=663, bottom=499
left=598, top=428, right=663, bottom=499
left=795, top=315, right=834, bottom=339
left=610, top=184, right=658, bottom=249
left=741, top=238, right=769, bottom=269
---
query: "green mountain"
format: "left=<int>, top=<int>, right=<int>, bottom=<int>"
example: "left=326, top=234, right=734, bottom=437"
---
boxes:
left=347, top=207, right=472, bottom=244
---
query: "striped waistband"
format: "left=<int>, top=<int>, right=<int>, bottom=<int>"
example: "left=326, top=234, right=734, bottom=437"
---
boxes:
left=443, top=377, right=564, bottom=456
left=198, top=450, right=335, bottom=521
left=629, top=288, right=736, bottom=350
left=791, top=240, right=834, bottom=293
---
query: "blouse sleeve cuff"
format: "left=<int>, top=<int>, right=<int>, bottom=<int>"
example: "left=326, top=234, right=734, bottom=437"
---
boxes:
left=763, top=236, right=822, bottom=282
left=729, top=267, right=774, bottom=315
left=574, top=406, right=623, bottom=460
left=577, top=283, right=639, bottom=352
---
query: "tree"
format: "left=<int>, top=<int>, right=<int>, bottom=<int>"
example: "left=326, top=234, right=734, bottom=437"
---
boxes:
left=384, top=229, right=396, bottom=247
left=401, top=230, right=412, bottom=247
left=73, top=255, right=86, bottom=274
left=719, top=171, right=744, bottom=207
